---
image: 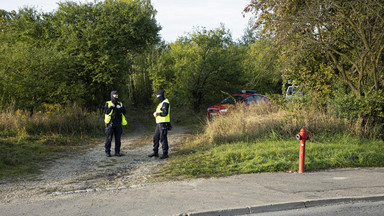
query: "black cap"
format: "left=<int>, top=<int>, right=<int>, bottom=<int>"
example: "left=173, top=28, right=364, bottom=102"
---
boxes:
left=155, top=90, right=165, bottom=95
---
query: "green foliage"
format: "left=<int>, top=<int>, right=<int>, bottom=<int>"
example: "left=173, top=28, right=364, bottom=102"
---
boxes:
left=0, top=43, right=84, bottom=110
left=281, top=48, right=336, bottom=105
left=125, top=46, right=161, bottom=107
left=0, top=139, right=51, bottom=178
left=1, top=2, right=283, bottom=113
left=244, top=0, right=384, bottom=127
left=51, top=0, right=161, bottom=107
left=149, top=26, right=246, bottom=110
left=242, top=39, right=282, bottom=95
left=0, top=8, right=50, bottom=47
left=0, top=0, right=161, bottom=110
left=332, top=87, right=384, bottom=134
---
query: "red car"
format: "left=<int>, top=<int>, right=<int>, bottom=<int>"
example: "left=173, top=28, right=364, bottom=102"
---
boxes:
left=207, top=90, right=271, bottom=118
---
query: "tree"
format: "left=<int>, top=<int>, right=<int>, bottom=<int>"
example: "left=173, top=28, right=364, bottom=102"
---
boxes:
left=126, top=44, right=166, bottom=107
left=0, top=44, right=84, bottom=110
left=241, top=38, right=282, bottom=95
left=149, top=26, right=245, bottom=111
left=0, top=8, right=80, bottom=110
left=51, top=0, right=161, bottom=107
left=239, top=17, right=262, bottom=45
left=244, top=0, right=384, bottom=98
left=0, top=0, right=161, bottom=110
left=244, top=0, right=384, bottom=125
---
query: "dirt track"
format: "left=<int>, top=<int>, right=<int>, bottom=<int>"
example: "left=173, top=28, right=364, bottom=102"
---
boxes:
left=0, top=118, right=188, bottom=204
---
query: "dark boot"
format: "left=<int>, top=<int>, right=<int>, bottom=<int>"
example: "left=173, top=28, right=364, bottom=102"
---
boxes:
left=106, top=152, right=111, bottom=157
left=148, top=152, right=159, bottom=157
left=160, top=154, right=169, bottom=159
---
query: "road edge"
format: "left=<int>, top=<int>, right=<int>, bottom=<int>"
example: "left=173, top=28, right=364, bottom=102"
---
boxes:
left=177, top=194, right=384, bottom=216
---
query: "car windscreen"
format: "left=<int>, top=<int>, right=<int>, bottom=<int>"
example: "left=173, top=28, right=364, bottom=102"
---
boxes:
left=220, top=96, right=244, bottom=104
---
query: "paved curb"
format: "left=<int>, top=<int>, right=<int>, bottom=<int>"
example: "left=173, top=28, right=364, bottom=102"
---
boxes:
left=177, top=195, right=384, bottom=216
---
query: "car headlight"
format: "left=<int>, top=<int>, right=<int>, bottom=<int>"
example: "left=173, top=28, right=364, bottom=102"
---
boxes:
left=220, top=109, right=228, bottom=113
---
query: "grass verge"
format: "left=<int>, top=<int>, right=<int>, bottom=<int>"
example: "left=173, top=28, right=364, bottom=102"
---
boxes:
left=160, top=134, right=384, bottom=179
left=157, top=103, right=384, bottom=179
left=0, top=104, right=136, bottom=180
left=0, top=135, right=98, bottom=179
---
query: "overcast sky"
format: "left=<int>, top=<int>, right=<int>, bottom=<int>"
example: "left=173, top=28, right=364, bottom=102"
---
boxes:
left=0, top=0, right=253, bottom=43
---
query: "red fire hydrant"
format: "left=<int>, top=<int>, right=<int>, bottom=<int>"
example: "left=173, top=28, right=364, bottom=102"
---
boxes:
left=296, top=128, right=310, bottom=173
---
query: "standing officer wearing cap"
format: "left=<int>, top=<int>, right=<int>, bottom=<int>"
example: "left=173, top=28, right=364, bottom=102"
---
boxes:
left=104, top=90, right=127, bottom=157
left=148, top=89, right=171, bottom=159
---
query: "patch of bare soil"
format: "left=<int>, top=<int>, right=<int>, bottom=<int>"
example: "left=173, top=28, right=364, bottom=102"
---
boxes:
left=0, top=118, right=189, bottom=204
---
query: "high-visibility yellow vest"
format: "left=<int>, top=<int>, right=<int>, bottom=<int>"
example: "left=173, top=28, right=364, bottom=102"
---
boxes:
left=155, top=99, right=170, bottom=123
left=105, top=101, right=127, bottom=125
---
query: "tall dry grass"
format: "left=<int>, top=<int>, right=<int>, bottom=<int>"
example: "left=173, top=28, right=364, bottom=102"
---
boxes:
left=0, top=104, right=103, bottom=139
left=203, top=103, right=375, bottom=144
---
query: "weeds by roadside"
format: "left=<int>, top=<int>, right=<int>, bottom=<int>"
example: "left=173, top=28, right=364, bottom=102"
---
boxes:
left=203, top=102, right=380, bottom=144
left=0, top=104, right=119, bottom=179
left=162, top=135, right=384, bottom=178
left=2, top=101, right=383, bottom=181
left=159, top=103, right=384, bottom=179
left=0, top=104, right=103, bottom=138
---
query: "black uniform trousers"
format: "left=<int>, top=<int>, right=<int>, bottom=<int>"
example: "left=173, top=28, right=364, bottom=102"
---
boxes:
left=153, top=123, right=168, bottom=155
left=105, top=123, right=122, bottom=154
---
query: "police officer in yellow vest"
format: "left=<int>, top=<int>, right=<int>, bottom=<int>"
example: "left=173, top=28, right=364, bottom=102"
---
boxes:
left=104, top=90, right=127, bottom=157
left=148, top=90, right=171, bottom=159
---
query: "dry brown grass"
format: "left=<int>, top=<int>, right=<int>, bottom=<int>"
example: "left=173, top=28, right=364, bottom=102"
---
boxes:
left=203, top=103, right=373, bottom=144
left=0, top=104, right=103, bottom=138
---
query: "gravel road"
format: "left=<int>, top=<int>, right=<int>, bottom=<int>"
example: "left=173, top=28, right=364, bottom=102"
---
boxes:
left=0, top=119, right=188, bottom=205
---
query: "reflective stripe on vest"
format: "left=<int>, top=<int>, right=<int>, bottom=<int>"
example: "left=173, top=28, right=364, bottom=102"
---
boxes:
left=104, top=101, right=127, bottom=125
left=155, top=98, right=170, bottom=123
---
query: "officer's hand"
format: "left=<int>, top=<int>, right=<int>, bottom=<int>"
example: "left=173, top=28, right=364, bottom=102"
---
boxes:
left=153, top=112, right=157, bottom=117
left=116, top=105, right=121, bottom=109
left=111, top=103, right=115, bottom=107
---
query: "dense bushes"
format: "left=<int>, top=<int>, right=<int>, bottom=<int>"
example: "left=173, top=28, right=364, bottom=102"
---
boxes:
left=0, top=0, right=160, bottom=110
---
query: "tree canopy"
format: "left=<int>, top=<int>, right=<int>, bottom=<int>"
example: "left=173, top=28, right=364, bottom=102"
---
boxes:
left=149, top=26, right=249, bottom=110
left=0, top=0, right=160, bottom=110
left=245, top=0, right=384, bottom=123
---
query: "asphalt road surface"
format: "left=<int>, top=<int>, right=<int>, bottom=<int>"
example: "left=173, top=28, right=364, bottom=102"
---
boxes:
left=248, top=200, right=384, bottom=216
